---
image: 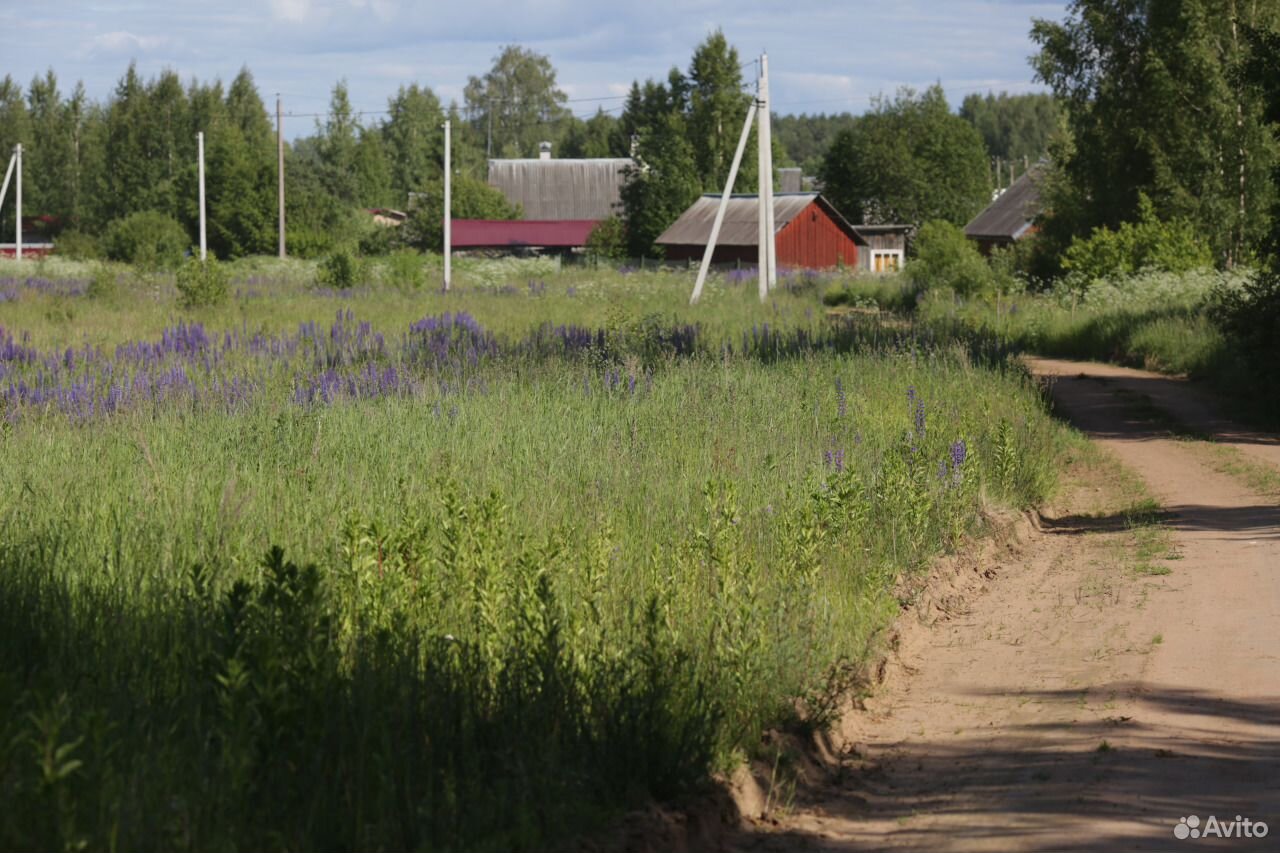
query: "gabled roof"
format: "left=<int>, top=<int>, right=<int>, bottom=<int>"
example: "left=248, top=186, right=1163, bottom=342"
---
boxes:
left=655, top=192, right=869, bottom=247
left=487, top=158, right=632, bottom=221
left=452, top=219, right=598, bottom=249
left=965, top=168, right=1043, bottom=241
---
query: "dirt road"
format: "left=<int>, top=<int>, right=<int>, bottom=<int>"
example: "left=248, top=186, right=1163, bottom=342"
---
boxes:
left=734, top=359, right=1280, bottom=851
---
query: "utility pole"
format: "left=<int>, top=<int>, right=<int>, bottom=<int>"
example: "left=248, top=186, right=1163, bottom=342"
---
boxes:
left=691, top=100, right=759, bottom=305
left=443, top=119, right=451, bottom=291
left=197, top=132, right=207, bottom=261
left=760, top=53, right=776, bottom=291
left=13, top=144, right=20, bottom=261
left=758, top=60, right=768, bottom=302
left=277, top=95, right=286, bottom=258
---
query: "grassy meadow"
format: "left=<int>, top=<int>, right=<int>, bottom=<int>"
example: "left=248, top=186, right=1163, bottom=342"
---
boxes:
left=0, top=256, right=1069, bottom=851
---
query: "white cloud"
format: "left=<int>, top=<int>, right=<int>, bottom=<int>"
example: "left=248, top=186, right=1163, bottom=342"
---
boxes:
left=270, top=0, right=313, bottom=22
left=90, top=30, right=169, bottom=55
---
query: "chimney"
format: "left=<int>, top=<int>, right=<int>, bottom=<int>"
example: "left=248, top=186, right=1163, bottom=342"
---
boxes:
left=538, top=141, right=552, bottom=160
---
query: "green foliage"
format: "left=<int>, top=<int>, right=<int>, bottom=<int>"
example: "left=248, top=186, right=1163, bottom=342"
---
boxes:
left=383, top=248, right=426, bottom=290
left=175, top=257, right=229, bottom=308
left=464, top=45, right=570, bottom=158
left=621, top=113, right=702, bottom=257
left=52, top=230, right=100, bottom=260
left=400, top=174, right=520, bottom=253
left=317, top=250, right=362, bottom=289
left=1062, top=196, right=1212, bottom=280
left=686, top=30, right=757, bottom=191
left=86, top=265, right=117, bottom=300
left=1032, top=0, right=1280, bottom=267
left=1211, top=270, right=1280, bottom=398
left=820, top=85, right=990, bottom=228
left=586, top=216, right=627, bottom=260
left=772, top=113, right=859, bottom=176
left=101, top=210, right=190, bottom=270
left=959, top=91, right=1061, bottom=164
left=907, top=220, right=997, bottom=297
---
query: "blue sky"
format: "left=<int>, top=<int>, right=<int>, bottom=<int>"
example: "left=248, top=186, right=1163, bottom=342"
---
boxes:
left=1, top=1, right=1067, bottom=136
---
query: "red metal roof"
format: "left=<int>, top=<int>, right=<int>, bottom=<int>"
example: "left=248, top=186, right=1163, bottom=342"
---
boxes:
left=452, top=219, right=598, bottom=248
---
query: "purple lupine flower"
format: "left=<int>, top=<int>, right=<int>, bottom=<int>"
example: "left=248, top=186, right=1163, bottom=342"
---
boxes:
left=914, top=400, right=926, bottom=437
left=835, top=377, right=847, bottom=419
left=950, top=439, right=967, bottom=468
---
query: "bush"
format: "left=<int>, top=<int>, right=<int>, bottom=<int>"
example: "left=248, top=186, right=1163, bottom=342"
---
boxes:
left=318, top=250, right=362, bottom=289
left=101, top=211, right=190, bottom=270
left=1062, top=195, right=1212, bottom=280
left=383, top=249, right=426, bottom=290
left=1211, top=270, right=1280, bottom=384
left=86, top=265, right=119, bottom=300
left=175, top=257, right=230, bottom=308
left=586, top=217, right=627, bottom=261
left=906, top=220, right=996, bottom=297
left=53, top=230, right=101, bottom=260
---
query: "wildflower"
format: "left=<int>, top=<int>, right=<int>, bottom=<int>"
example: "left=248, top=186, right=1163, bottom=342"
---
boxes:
left=835, top=377, right=847, bottom=419
left=950, top=439, right=967, bottom=468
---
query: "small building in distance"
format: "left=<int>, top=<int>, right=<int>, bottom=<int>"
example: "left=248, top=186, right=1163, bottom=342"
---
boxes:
left=964, top=167, right=1043, bottom=254
left=853, top=223, right=910, bottom=273
left=656, top=192, right=908, bottom=271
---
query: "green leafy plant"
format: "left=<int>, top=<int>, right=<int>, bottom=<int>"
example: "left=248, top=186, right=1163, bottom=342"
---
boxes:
left=175, top=257, right=230, bottom=308
left=101, top=211, right=190, bottom=271
left=317, top=250, right=361, bottom=290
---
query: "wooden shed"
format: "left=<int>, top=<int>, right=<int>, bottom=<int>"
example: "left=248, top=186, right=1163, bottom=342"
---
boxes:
left=655, top=193, right=866, bottom=269
left=965, top=167, right=1043, bottom=255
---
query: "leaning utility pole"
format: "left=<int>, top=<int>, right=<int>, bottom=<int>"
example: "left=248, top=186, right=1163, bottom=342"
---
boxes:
left=443, top=119, right=452, bottom=291
left=277, top=95, right=286, bottom=258
left=197, top=132, right=207, bottom=260
left=690, top=100, right=759, bottom=305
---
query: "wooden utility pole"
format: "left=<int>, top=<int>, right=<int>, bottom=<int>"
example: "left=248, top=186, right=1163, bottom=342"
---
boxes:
left=443, top=120, right=452, bottom=291
left=197, top=132, right=207, bottom=261
left=277, top=95, right=286, bottom=258
left=690, top=100, right=758, bottom=305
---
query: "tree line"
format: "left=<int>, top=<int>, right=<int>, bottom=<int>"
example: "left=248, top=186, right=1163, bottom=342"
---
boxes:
left=0, top=30, right=1065, bottom=263
left=13, top=8, right=1273, bottom=275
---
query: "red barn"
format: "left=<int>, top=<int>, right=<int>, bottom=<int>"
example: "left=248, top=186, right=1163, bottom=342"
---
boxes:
left=655, top=193, right=865, bottom=269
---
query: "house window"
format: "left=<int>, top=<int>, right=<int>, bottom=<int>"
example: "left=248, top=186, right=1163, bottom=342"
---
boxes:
left=872, top=250, right=903, bottom=273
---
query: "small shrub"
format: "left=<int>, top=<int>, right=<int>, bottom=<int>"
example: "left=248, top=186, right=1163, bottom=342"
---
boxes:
left=175, top=257, right=230, bottom=308
left=384, top=249, right=426, bottom=290
left=906, top=220, right=995, bottom=297
left=318, top=250, right=362, bottom=289
left=53, top=230, right=101, bottom=261
left=586, top=217, right=627, bottom=261
left=101, top=211, right=190, bottom=271
left=1062, top=195, right=1212, bottom=280
left=86, top=265, right=118, bottom=300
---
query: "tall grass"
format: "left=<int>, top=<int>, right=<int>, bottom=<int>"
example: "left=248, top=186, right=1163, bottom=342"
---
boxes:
left=919, top=267, right=1249, bottom=376
left=0, top=264, right=1068, bottom=850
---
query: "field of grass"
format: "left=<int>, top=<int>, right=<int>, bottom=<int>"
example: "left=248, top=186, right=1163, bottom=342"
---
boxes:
left=0, top=257, right=1069, bottom=851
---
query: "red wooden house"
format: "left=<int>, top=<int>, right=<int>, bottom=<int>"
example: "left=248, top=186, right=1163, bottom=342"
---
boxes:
left=655, top=193, right=867, bottom=269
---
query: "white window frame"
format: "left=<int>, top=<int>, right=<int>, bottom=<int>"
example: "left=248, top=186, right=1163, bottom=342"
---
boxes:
left=870, top=249, right=903, bottom=273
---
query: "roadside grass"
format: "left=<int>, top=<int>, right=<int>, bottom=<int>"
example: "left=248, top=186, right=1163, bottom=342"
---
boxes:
left=0, top=265, right=1070, bottom=852
left=1183, top=442, right=1280, bottom=500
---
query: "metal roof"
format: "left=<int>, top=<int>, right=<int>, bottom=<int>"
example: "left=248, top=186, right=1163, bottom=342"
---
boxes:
left=655, top=193, right=868, bottom=247
left=487, top=158, right=632, bottom=221
left=965, top=168, right=1043, bottom=240
left=451, top=219, right=598, bottom=248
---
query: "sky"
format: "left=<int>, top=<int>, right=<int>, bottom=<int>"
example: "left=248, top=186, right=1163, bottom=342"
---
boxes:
left=1, top=1, right=1068, bottom=137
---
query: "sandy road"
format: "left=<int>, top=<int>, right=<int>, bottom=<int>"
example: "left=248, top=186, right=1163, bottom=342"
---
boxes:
left=733, top=359, right=1280, bottom=851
